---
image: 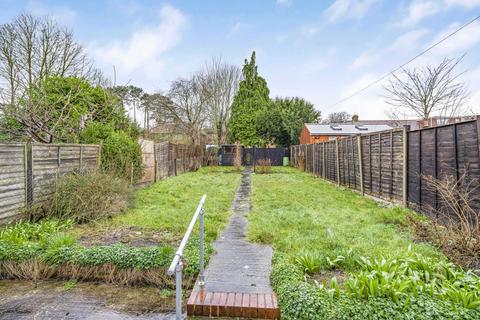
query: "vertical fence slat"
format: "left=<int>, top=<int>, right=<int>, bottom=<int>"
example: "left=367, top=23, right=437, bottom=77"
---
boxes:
left=402, top=126, right=408, bottom=207
left=357, top=135, right=364, bottom=195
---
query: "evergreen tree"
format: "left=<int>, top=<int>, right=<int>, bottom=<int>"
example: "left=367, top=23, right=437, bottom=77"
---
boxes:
left=257, top=97, right=320, bottom=147
left=228, top=51, right=271, bottom=146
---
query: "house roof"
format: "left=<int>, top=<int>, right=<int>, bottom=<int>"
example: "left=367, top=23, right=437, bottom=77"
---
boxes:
left=305, top=123, right=393, bottom=135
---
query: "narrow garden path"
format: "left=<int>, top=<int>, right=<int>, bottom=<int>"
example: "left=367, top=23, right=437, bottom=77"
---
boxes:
left=187, top=168, right=279, bottom=318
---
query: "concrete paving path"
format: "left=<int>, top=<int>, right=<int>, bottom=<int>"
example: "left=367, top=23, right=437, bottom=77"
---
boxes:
left=203, top=167, right=273, bottom=294
left=187, top=168, right=279, bottom=318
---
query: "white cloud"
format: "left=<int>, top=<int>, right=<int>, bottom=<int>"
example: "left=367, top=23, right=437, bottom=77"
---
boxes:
left=91, top=5, right=187, bottom=78
left=399, top=0, right=480, bottom=27
left=276, top=0, right=292, bottom=7
left=388, top=29, right=430, bottom=52
left=349, top=51, right=379, bottom=70
left=400, top=0, right=440, bottom=27
left=445, top=0, right=480, bottom=8
left=428, top=20, right=480, bottom=55
left=227, top=22, right=250, bottom=38
left=324, top=0, right=379, bottom=24
left=27, top=0, right=77, bottom=25
left=463, top=66, right=480, bottom=113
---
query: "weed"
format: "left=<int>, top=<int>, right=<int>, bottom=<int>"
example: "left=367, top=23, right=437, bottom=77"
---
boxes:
left=255, top=158, right=272, bottom=174
left=63, top=280, right=77, bottom=290
left=48, top=171, right=132, bottom=223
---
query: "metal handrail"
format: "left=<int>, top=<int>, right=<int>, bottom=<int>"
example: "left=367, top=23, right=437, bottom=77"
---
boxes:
left=167, top=194, right=206, bottom=320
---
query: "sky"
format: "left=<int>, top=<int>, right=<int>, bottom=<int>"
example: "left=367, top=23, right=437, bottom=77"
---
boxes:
left=1, top=0, right=480, bottom=120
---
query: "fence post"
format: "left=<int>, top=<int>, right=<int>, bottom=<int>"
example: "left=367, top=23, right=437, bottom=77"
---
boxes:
left=322, top=143, right=325, bottom=178
left=402, top=126, right=409, bottom=207
left=390, top=131, right=394, bottom=199
left=335, top=139, right=340, bottom=185
left=477, top=116, right=480, bottom=160
left=97, top=141, right=103, bottom=170
left=153, top=144, right=158, bottom=182
left=378, top=133, right=382, bottom=196
left=357, top=135, right=364, bottom=195
left=79, top=145, right=83, bottom=171
left=56, top=145, right=61, bottom=181
left=313, top=144, right=316, bottom=176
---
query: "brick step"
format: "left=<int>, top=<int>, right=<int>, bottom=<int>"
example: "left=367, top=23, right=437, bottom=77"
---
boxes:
left=187, top=290, right=280, bottom=319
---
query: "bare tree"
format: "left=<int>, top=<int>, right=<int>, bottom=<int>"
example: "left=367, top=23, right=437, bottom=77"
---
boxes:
left=0, top=13, right=105, bottom=141
left=384, top=56, right=469, bottom=122
left=0, top=13, right=101, bottom=106
left=322, top=112, right=351, bottom=124
left=158, top=74, right=210, bottom=145
left=202, top=58, right=241, bottom=144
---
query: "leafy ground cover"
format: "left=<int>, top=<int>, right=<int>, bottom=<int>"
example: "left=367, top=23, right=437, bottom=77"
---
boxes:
left=249, top=167, right=480, bottom=319
left=0, top=167, right=241, bottom=288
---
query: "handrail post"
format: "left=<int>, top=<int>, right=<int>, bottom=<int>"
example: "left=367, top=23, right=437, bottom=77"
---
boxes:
left=199, top=208, right=205, bottom=288
left=167, top=195, right=207, bottom=319
left=175, top=260, right=183, bottom=320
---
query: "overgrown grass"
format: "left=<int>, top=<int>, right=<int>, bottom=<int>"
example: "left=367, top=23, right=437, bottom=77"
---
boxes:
left=0, top=167, right=241, bottom=288
left=80, top=166, right=241, bottom=242
left=250, top=167, right=480, bottom=319
left=249, top=167, right=438, bottom=263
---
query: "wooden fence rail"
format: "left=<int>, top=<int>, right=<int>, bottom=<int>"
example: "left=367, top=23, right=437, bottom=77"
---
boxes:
left=0, top=143, right=100, bottom=223
left=291, top=117, right=480, bottom=220
left=138, top=141, right=204, bottom=185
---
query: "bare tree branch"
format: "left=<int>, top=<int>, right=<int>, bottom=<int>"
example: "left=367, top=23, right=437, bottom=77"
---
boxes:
left=384, top=56, right=470, bottom=123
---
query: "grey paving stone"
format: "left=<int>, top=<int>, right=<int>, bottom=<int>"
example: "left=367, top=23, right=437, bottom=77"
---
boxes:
left=200, top=168, right=274, bottom=294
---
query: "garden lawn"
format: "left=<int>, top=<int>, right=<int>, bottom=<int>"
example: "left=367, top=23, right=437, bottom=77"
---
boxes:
left=0, top=167, right=241, bottom=289
left=77, top=166, right=241, bottom=243
left=249, top=167, right=437, bottom=262
left=249, top=167, right=480, bottom=320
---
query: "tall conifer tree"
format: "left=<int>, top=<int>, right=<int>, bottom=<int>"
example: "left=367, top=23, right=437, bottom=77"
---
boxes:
left=228, top=51, right=270, bottom=146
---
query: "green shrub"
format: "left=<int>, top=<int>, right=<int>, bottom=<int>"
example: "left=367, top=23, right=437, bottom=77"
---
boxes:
left=0, top=220, right=73, bottom=244
left=48, top=171, right=131, bottom=222
left=271, top=254, right=480, bottom=319
left=81, top=122, right=143, bottom=181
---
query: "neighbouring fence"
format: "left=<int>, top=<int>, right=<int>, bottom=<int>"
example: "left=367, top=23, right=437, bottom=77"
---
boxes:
left=407, top=119, right=480, bottom=217
left=291, top=117, right=480, bottom=220
left=0, top=143, right=100, bottom=223
left=138, top=141, right=204, bottom=185
left=219, top=146, right=288, bottom=166
left=291, top=128, right=406, bottom=203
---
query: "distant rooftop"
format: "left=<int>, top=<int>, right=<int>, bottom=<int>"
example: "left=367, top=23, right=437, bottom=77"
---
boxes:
left=305, top=123, right=393, bottom=135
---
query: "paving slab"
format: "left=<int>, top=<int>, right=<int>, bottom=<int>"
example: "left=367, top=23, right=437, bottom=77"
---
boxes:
left=187, top=168, right=279, bottom=318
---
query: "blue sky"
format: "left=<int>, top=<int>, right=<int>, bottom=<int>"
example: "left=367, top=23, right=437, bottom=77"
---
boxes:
left=1, top=0, right=480, bottom=119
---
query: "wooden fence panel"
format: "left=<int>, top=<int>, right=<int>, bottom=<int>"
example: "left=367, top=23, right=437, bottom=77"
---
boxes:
left=0, top=143, right=100, bottom=223
left=31, top=144, right=100, bottom=205
left=407, top=118, right=480, bottom=217
left=292, top=128, right=405, bottom=202
left=0, top=144, right=26, bottom=222
left=151, top=142, right=204, bottom=182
